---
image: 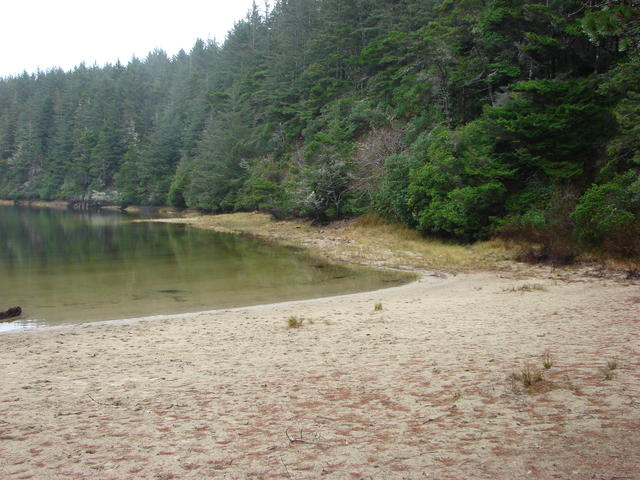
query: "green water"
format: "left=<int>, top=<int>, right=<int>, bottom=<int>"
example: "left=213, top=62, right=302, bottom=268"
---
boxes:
left=0, top=206, right=411, bottom=332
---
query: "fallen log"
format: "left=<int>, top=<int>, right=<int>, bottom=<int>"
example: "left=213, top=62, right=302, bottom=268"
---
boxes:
left=0, top=306, right=21, bottom=321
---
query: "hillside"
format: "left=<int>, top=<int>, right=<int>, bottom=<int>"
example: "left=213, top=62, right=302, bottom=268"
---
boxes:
left=0, top=0, right=638, bottom=255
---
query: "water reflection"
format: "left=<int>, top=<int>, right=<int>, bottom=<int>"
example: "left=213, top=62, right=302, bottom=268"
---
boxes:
left=0, top=206, right=411, bottom=331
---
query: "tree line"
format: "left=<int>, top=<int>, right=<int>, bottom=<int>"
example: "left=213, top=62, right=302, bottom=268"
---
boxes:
left=0, top=0, right=638, bottom=257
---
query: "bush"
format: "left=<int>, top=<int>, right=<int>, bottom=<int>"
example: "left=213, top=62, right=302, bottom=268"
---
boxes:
left=296, top=157, right=353, bottom=222
left=372, top=153, right=418, bottom=227
left=406, top=123, right=510, bottom=241
left=501, top=187, right=579, bottom=265
left=573, top=171, right=640, bottom=256
left=235, top=177, right=289, bottom=218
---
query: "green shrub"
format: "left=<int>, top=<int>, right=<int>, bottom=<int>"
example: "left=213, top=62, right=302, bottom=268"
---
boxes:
left=372, top=153, right=418, bottom=227
left=573, top=171, right=640, bottom=256
left=236, top=177, right=287, bottom=215
left=407, top=123, right=510, bottom=241
left=297, top=157, right=354, bottom=222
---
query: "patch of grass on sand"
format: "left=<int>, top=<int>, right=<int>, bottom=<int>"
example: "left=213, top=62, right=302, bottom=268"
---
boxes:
left=287, top=316, right=316, bottom=328
left=603, top=359, right=619, bottom=380
left=510, top=364, right=546, bottom=393
left=287, top=316, right=305, bottom=329
left=344, top=215, right=515, bottom=271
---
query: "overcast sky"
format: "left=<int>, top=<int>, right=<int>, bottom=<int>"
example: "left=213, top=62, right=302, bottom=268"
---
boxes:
left=1, top=0, right=258, bottom=78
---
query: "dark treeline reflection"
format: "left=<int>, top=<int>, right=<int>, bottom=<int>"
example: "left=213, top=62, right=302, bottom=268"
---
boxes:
left=1, top=206, right=279, bottom=269
left=0, top=206, right=410, bottom=330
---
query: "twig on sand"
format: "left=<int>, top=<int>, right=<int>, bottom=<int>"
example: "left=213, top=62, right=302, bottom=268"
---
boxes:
left=285, top=428, right=331, bottom=446
left=279, top=456, right=292, bottom=478
left=0, top=418, right=11, bottom=424
left=86, top=394, right=123, bottom=407
left=422, top=413, right=449, bottom=424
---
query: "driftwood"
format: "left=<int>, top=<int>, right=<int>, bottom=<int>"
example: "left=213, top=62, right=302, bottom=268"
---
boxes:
left=0, top=306, right=21, bottom=321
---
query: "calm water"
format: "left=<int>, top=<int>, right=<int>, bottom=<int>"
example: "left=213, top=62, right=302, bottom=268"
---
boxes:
left=0, top=206, right=411, bottom=332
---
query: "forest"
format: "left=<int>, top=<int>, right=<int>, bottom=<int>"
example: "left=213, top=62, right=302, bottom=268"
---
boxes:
left=0, top=0, right=638, bottom=258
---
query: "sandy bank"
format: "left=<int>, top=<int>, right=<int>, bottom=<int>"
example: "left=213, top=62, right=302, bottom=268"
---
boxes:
left=1, top=270, right=639, bottom=479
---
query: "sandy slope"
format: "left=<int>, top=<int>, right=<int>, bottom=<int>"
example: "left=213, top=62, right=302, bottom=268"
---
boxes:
left=1, top=270, right=639, bottom=480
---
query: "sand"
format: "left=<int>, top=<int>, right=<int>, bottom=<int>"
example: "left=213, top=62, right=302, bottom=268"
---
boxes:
left=1, top=268, right=639, bottom=480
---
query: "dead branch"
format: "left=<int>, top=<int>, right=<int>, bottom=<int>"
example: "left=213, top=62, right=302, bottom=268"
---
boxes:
left=285, top=428, right=332, bottom=446
left=279, top=456, right=292, bottom=479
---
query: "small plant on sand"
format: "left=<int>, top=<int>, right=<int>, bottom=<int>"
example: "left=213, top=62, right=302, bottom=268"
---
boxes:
left=542, top=352, right=553, bottom=370
left=374, top=302, right=383, bottom=311
left=511, top=364, right=544, bottom=391
left=287, top=316, right=304, bottom=329
left=521, top=365, right=544, bottom=387
left=602, top=359, right=618, bottom=380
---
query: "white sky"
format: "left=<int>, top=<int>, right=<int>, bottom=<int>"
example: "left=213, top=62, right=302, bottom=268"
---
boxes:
left=1, top=0, right=258, bottom=78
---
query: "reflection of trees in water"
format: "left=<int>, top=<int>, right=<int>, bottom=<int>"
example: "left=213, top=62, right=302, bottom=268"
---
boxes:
left=0, top=207, right=347, bottom=285
left=2, top=207, right=149, bottom=270
left=3, top=209, right=209, bottom=263
left=1, top=206, right=396, bottom=296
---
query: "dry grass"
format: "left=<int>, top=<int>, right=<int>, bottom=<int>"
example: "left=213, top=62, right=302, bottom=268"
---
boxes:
left=542, top=351, right=554, bottom=370
left=510, top=364, right=546, bottom=393
left=603, top=359, right=619, bottom=380
left=287, top=316, right=305, bottom=329
left=343, top=215, right=515, bottom=271
left=578, top=251, right=640, bottom=274
left=520, top=365, right=544, bottom=387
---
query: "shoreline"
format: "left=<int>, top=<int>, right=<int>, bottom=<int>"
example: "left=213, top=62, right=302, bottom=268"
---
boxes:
left=134, top=211, right=520, bottom=274
left=0, top=272, right=431, bottom=336
left=1, top=270, right=638, bottom=479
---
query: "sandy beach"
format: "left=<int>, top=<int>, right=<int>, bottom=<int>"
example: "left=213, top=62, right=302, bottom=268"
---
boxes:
left=1, top=267, right=639, bottom=479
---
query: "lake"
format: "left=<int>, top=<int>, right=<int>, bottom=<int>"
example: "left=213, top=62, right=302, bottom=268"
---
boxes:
left=0, top=206, right=411, bottom=332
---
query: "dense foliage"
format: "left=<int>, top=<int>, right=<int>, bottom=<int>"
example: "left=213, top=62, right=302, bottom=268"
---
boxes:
left=1, top=0, right=638, bottom=256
